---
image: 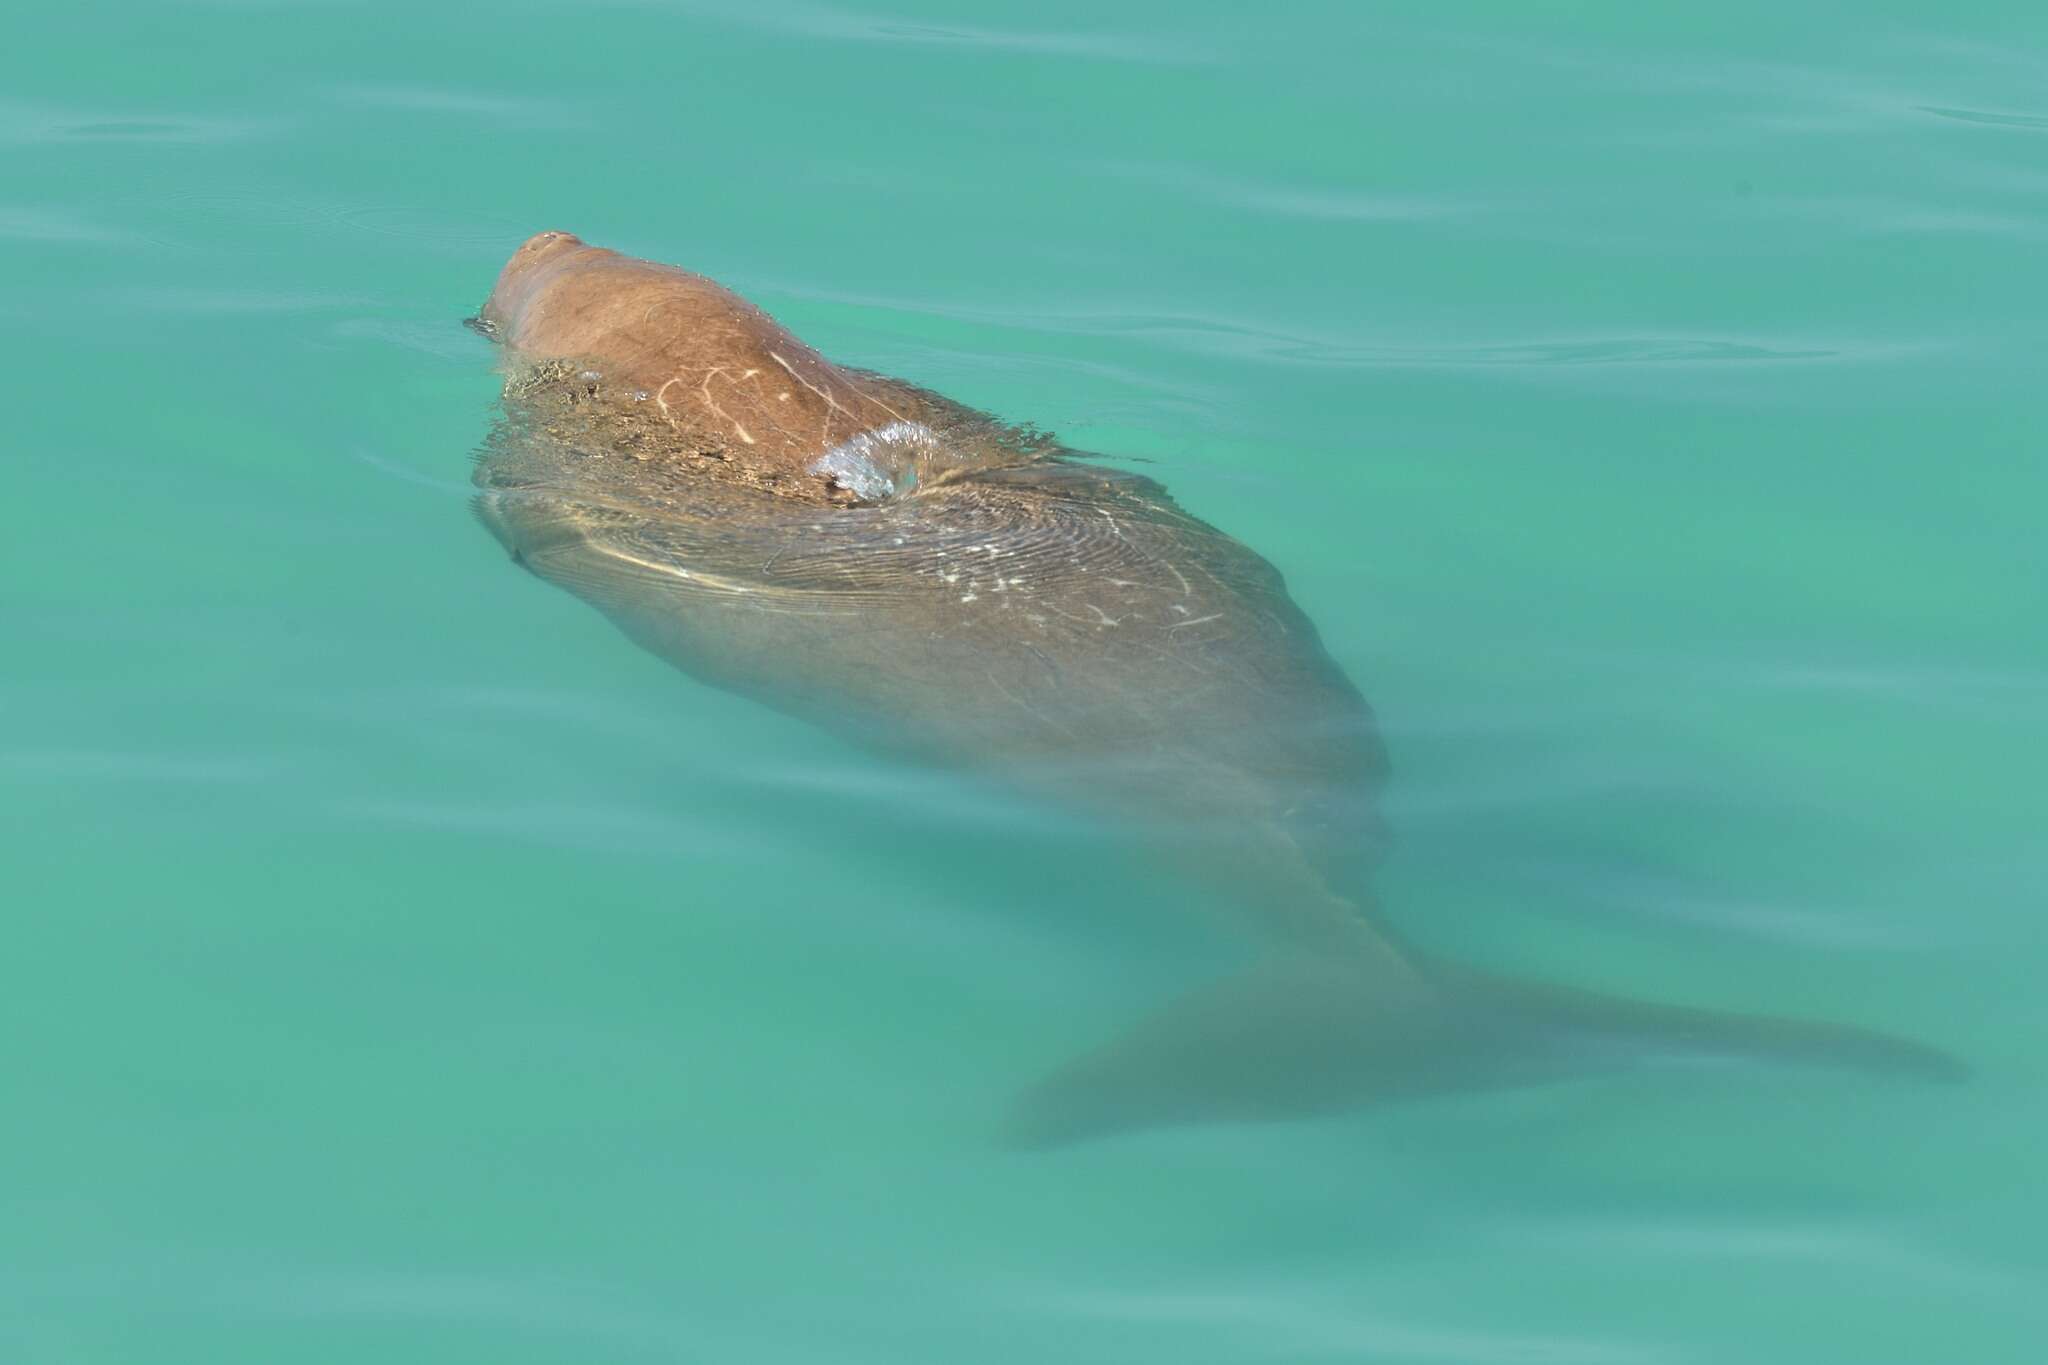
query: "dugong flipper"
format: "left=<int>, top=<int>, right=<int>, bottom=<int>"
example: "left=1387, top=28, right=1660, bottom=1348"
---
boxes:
left=469, top=233, right=1963, bottom=1146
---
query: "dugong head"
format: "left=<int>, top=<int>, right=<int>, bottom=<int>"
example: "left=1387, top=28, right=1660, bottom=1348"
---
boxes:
left=474, top=231, right=935, bottom=489
left=475, top=228, right=590, bottom=336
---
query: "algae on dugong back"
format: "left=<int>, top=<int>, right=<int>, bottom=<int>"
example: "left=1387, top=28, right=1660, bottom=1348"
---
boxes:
left=470, top=232, right=1965, bottom=1147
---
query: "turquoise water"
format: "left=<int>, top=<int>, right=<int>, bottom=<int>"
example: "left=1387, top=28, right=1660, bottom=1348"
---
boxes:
left=7, top=1, right=2046, bottom=1360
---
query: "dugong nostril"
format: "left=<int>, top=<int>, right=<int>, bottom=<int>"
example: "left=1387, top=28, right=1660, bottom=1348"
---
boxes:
left=808, top=421, right=938, bottom=502
left=522, top=229, right=580, bottom=252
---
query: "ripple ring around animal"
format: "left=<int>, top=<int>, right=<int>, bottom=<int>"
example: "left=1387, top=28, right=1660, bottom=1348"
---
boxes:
left=469, top=231, right=1964, bottom=1147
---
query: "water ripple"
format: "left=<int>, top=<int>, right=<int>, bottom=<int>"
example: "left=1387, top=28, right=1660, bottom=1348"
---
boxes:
left=1028, top=1283, right=1671, bottom=1364
left=326, top=84, right=581, bottom=123
left=1091, top=322, right=1859, bottom=371
left=106, top=285, right=378, bottom=314
left=1107, top=163, right=1487, bottom=224
left=1503, top=1216, right=2022, bottom=1296
left=15, top=1263, right=712, bottom=1356
left=337, top=797, right=747, bottom=858
left=0, top=99, right=268, bottom=144
left=1732, top=192, right=2045, bottom=239
left=0, top=206, right=129, bottom=244
left=1513, top=865, right=1941, bottom=951
left=127, top=189, right=534, bottom=254
left=759, top=285, right=1905, bottom=373
left=332, top=318, right=492, bottom=362
left=675, top=0, right=1208, bottom=65
left=1, top=748, right=273, bottom=785
left=348, top=447, right=478, bottom=498
left=1919, top=104, right=2048, bottom=131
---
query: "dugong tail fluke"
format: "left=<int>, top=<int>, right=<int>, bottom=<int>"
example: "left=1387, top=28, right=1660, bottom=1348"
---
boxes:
left=1444, top=962, right=1971, bottom=1082
left=1004, top=942, right=1967, bottom=1148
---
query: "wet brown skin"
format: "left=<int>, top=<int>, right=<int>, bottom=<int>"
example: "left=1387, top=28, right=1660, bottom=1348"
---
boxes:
left=478, top=231, right=955, bottom=501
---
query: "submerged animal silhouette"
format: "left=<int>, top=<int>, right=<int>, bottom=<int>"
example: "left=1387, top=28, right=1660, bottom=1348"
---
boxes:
left=470, top=232, right=1963, bottom=1145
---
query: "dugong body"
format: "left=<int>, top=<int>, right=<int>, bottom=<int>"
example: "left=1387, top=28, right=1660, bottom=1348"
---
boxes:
left=471, top=233, right=1960, bottom=1145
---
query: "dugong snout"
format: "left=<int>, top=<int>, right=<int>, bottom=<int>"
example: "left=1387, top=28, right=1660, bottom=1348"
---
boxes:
left=478, top=229, right=588, bottom=335
left=508, top=228, right=584, bottom=264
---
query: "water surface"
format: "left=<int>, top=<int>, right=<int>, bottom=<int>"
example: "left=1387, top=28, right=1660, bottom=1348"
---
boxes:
left=5, top=2, right=2044, bottom=1361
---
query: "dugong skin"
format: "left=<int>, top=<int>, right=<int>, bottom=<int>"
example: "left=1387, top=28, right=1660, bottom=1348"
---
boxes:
left=473, top=234, right=1396, bottom=940
left=479, top=231, right=945, bottom=494
left=470, top=233, right=1965, bottom=1146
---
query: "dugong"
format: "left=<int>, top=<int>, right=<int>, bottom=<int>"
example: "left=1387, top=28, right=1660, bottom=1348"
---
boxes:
left=470, top=232, right=1961, bottom=1146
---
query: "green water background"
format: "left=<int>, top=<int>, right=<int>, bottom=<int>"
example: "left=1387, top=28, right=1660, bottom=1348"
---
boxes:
left=5, top=2, right=2045, bottom=1361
